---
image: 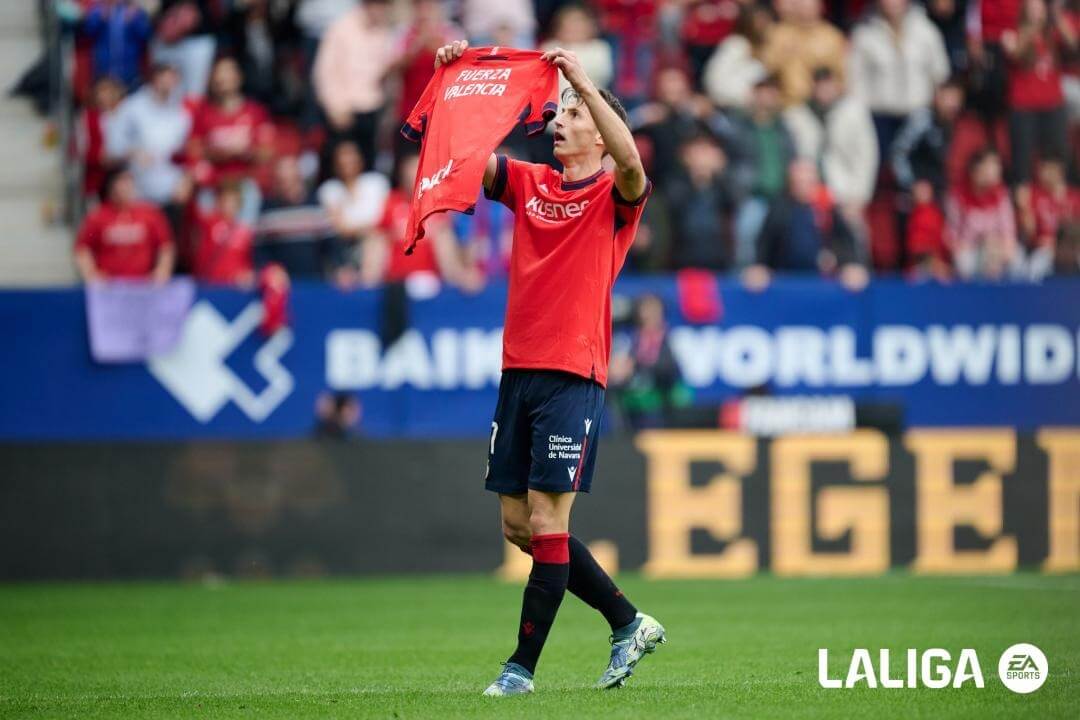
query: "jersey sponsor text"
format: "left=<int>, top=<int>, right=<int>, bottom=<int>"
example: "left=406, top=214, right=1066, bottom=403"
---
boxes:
left=417, top=159, right=454, bottom=198
left=524, top=196, right=590, bottom=221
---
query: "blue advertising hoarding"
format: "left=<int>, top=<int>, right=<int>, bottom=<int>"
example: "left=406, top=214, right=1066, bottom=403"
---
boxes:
left=1, top=277, right=1079, bottom=439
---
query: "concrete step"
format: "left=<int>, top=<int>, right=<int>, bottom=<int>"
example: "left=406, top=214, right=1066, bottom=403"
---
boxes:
left=0, top=4, right=76, bottom=287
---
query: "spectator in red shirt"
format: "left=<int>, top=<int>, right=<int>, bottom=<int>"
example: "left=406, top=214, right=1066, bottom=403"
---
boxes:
left=188, top=56, right=274, bottom=222
left=78, top=75, right=124, bottom=202
left=192, top=182, right=256, bottom=287
left=945, top=148, right=1023, bottom=279
left=74, top=167, right=176, bottom=282
left=360, top=153, right=482, bottom=293
left=905, top=178, right=951, bottom=281
left=1019, top=157, right=1080, bottom=276
left=1001, top=0, right=1076, bottom=184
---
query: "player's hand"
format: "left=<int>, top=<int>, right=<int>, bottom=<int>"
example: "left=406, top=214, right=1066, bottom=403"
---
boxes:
left=434, top=40, right=468, bottom=68
left=540, top=47, right=594, bottom=96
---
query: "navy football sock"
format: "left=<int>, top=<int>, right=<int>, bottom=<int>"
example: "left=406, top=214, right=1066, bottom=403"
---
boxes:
left=507, top=533, right=570, bottom=675
left=567, top=535, right=638, bottom=631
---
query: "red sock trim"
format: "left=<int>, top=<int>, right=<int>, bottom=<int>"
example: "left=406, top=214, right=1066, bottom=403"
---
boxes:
left=530, top=533, right=570, bottom=564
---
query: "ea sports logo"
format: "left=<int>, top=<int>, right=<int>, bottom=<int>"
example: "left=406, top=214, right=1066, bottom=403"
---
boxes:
left=998, top=643, right=1048, bottom=694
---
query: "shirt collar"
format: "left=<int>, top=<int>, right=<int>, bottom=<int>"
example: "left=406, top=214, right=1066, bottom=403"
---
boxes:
left=561, top=168, right=604, bottom=190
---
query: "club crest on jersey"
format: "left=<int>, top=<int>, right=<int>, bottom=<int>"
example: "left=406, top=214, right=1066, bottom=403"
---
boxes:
left=417, top=159, right=454, bottom=199
left=525, top=196, right=590, bottom=221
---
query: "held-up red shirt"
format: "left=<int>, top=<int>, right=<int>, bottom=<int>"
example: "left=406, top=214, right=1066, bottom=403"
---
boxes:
left=486, top=155, right=651, bottom=386
left=400, top=47, right=559, bottom=252
left=75, top=202, right=174, bottom=278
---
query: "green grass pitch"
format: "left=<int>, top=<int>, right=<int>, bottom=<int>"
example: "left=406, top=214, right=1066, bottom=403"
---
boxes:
left=1, top=574, right=1077, bottom=719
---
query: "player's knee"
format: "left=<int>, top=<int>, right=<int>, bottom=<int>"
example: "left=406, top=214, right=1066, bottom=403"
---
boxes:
left=528, top=506, right=561, bottom=537
left=501, top=518, right=531, bottom=551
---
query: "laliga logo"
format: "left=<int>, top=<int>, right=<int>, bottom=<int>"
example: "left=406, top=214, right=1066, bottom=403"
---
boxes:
left=818, top=643, right=1048, bottom=693
left=148, top=301, right=294, bottom=422
left=818, top=648, right=985, bottom=689
left=417, top=159, right=453, bottom=198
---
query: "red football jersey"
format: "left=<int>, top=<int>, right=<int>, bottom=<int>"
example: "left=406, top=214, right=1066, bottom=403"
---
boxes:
left=190, top=99, right=274, bottom=185
left=400, top=47, right=559, bottom=253
left=192, top=211, right=255, bottom=285
left=75, top=202, right=174, bottom=278
left=1031, top=186, right=1080, bottom=244
left=487, top=155, right=651, bottom=386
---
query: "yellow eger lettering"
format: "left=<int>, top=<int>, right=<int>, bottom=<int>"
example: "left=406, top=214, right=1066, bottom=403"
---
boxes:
left=908, top=430, right=1018, bottom=573
left=770, top=432, right=890, bottom=576
left=1038, top=429, right=1080, bottom=572
left=638, top=431, right=757, bottom=578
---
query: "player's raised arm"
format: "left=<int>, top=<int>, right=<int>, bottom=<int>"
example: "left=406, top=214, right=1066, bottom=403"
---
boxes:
left=482, top=153, right=498, bottom=193
left=541, top=47, right=647, bottom=202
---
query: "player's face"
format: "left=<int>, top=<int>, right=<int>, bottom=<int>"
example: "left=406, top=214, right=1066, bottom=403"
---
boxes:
left=552, top=98, right=602, bottom=162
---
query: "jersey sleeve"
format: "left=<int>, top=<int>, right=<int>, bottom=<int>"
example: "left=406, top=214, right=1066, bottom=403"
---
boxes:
left=613, top=177, right=653, bottom=232
left=523, top=63, right=560, bottom=136
left=483, top=155, right=527, bottom=209
left=401, top=66, right=442, bottom=142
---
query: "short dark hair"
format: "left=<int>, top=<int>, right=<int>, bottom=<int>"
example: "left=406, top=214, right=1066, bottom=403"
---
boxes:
left=598, top=88, right=629, bottom=128
left=561, top=86, right=630, bottom=128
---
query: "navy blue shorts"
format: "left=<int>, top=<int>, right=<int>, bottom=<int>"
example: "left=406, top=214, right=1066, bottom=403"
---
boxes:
left=484, top=369, right=605, bottom=495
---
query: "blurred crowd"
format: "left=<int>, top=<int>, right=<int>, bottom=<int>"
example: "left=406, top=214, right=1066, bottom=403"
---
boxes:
left=65, top=0, right=1080, bottom=291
